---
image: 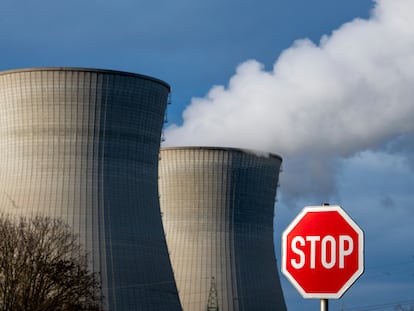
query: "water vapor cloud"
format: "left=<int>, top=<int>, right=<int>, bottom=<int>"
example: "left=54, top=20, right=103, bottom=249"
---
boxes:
left=165, top=0, right=414, bottom=205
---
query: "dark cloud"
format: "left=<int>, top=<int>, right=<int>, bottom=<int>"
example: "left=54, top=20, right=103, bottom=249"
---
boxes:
left=380, top=195, right=397, bottom=209
left=384, top=133, right=414, bottom=171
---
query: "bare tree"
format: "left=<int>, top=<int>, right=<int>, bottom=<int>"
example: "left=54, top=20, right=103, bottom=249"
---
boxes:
left=0, top=216, right=103, bottom=311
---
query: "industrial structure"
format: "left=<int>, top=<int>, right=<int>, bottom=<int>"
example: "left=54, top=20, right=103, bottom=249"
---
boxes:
left=0, top=68, right=182, bottom=310
left=159, top=147, right=287, bottom=310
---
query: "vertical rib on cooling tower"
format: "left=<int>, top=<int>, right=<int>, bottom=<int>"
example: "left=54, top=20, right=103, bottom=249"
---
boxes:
left=0, top=68, right=182, bottom=311
left=159, top=147, right=287, bottom=311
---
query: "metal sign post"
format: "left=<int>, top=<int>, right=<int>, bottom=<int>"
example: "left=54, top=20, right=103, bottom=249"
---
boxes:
left=321, top=298, right=328, bottom=311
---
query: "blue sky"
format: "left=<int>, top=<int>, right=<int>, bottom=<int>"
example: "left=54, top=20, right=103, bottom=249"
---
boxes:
left=1, top=0, right=414, bottom=310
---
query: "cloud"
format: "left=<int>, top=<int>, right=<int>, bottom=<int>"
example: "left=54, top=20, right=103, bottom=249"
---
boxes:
left=164, top=0, right=414, bottom=205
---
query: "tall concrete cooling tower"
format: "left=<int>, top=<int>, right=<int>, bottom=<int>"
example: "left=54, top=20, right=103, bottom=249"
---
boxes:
left=0, top=68, right=182, bottom=311
left=159, top=147, right=287, bottom=311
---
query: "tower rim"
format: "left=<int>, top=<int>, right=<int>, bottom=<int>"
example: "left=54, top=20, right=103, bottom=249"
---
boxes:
left=0, top=67, right=170, bottom=91
left=160, top=146, right=282, bottom=162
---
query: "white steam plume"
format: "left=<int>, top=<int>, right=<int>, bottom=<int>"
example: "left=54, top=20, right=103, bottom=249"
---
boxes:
left=164, top=0, right=414, bottom=206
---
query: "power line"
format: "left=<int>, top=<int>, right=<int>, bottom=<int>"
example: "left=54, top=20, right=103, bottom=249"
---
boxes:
left=335, top=299, right=414, bottom=311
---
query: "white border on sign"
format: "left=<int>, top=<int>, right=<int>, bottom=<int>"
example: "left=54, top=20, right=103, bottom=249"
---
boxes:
left=281, top=205, right=364, bottom=299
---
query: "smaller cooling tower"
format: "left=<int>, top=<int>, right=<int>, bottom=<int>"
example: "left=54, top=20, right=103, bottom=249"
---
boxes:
left=159, top=147, right=287, bottom=311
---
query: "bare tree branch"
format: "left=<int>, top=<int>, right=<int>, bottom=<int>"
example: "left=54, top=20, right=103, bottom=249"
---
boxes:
left=0, top=215, right=103, bottom=311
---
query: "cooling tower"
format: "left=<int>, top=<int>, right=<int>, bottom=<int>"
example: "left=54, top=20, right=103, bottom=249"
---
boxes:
left=159, top=147, right=287, bottom=311
left=0, top=68, right=182, bottom=310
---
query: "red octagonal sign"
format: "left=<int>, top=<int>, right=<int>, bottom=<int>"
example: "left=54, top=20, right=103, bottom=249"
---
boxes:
left=282, top=205, right=364, bottom=299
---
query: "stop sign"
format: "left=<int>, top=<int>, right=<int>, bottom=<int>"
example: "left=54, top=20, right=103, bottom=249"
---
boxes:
left=281, top=205, right=364, bottom=299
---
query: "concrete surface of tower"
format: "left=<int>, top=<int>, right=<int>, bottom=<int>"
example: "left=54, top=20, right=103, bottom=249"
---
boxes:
left=0, top=68, right=182, bottom=310
left=159, top=146, right=287, bottom=311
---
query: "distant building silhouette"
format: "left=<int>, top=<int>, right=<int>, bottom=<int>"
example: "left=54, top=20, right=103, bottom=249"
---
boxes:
left=159, top=147, right=287, bottom=310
